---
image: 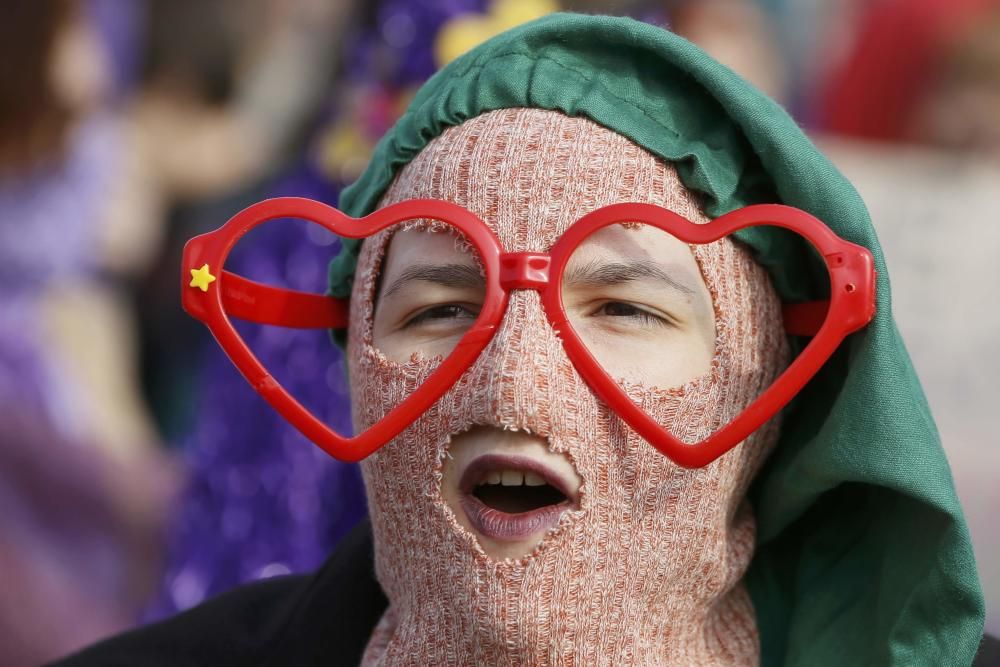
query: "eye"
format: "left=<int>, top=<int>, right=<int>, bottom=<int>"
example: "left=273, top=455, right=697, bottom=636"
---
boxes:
left=595, top=301, right=673, bottom=328
left=402, top=303, right=479, bottom=329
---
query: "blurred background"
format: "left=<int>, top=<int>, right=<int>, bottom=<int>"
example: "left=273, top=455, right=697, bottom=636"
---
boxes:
left=0, top=0, right=997, bottom=663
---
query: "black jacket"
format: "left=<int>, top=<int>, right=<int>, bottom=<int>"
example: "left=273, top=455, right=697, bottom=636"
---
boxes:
left=50, top=519, right=999, bottom=666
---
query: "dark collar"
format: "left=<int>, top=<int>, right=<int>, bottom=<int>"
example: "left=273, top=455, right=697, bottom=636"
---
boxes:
left=258, top=517, right=387, bottom=666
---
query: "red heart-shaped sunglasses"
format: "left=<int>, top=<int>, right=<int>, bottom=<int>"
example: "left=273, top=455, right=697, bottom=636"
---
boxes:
left=181, top=197, right=875, bottom=467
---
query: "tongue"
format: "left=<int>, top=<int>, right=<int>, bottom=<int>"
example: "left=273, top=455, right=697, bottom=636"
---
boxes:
left=473, top=484, right=566, bottom=514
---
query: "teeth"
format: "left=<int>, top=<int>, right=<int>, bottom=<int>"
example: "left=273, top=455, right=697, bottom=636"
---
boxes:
left=524, top=471, right=545, bottom=487
left=501, top=470, right=524, bottom=486
left=476, top=469, right=552, bottom=488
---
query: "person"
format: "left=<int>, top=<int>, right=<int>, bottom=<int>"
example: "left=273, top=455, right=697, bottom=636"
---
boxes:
left=817, top=0, right=1000, bottom=157
left=51, top=12, right=989, bottom=666
left=0, top=3, right=178, bottom=663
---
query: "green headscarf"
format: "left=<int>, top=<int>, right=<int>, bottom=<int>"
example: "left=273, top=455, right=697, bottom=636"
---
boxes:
left=330, top=13, right=984, bottom=665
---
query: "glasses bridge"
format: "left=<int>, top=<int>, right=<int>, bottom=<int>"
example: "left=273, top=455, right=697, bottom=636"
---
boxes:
left=498, top=252, right=551, bottom=290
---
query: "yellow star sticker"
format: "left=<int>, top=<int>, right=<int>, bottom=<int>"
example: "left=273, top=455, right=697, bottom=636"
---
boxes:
left=189, top=263, right=216, bottom=292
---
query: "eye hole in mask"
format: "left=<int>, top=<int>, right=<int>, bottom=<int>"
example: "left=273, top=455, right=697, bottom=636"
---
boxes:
left=559, top=222, right=716, bottom=392
left=372, top=222, right=488, bottom=365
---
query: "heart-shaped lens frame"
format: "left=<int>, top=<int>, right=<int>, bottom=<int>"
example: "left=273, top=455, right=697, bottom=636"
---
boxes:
left=183, top=197, right=507, bottom=463
left=542, top=202, right=875, bottom=467
left=182, top=198, right=875, bottom=468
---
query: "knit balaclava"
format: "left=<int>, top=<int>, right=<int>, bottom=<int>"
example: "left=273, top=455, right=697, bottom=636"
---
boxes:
left=346, top=108, right=789, bottom=665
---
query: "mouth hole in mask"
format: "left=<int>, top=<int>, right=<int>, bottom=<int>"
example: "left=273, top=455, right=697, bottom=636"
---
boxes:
left=471, top=472, right=569, bottom=514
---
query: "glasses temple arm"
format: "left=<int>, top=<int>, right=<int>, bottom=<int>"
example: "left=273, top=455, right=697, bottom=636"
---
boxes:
left=219, top=271, right=349, bottom=329
left=782, top=300, right=829, bottom=336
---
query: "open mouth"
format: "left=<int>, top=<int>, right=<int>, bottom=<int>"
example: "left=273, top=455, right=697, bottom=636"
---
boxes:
left=473, top=469, right=568, bottom=512
left=458, top=454, right=576, bottom=542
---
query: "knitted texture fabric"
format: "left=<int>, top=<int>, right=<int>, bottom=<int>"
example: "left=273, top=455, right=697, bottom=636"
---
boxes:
left=347, top=108, right=789, bottom=665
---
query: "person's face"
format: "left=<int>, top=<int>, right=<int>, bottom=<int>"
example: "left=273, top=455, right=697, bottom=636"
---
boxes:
left=50, top=10, right=110, bottom=114
left=370, top=220, right=715, bottom=559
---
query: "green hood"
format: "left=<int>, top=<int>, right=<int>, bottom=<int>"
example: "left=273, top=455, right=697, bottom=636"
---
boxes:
left=330, top=13, right=984, bottom=665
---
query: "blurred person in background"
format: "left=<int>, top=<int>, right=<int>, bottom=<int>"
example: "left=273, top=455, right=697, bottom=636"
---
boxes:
left=0, top=0, right=352, bottom=663
left=117, top=0, right=348, bottom=439
left=0, top=2, right=177, bottom=664
left=668, top=0, right=789, bottom=104
left=818, top=0, right=1000, bottom=155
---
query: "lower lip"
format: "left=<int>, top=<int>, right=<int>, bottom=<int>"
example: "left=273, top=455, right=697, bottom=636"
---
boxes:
left=459, top=492, right=571, bottom=541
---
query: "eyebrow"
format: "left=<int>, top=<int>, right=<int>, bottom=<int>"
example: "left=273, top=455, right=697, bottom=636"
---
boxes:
left=564, top=259, right=697, bottom=296
left=380, top=263, right=485, bottom=300
left=379, top=258, right=699, bottom=300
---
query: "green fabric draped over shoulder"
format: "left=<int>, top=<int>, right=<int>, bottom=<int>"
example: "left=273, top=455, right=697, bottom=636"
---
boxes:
left=330, top=13, right=984, bottom=666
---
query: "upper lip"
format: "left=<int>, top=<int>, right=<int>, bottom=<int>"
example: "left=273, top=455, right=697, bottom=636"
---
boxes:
left=458, top=453, right=578, bottom=504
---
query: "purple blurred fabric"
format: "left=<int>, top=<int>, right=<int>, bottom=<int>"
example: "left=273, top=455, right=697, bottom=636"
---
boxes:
left=0, top=115, right=118, bottom=441
left=85, top=0, right=145, bottom=97
left=145, top=160, right=367, bottom=617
